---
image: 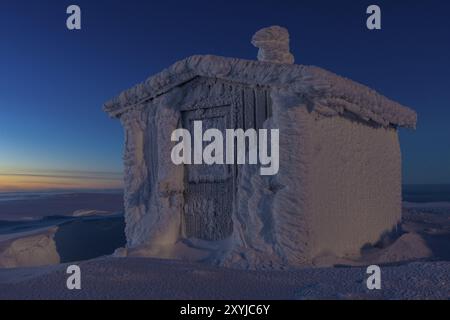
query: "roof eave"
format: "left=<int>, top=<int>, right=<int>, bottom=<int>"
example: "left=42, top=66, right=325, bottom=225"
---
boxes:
left=103, top=54, right=417, bottom=129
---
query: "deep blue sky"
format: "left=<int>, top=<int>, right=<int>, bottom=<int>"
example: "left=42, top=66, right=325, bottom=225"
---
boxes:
left=0, top=0, right=449, bottom=189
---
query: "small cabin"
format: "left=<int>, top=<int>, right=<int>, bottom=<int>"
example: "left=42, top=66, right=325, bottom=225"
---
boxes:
left=104, top=26, right=417, bottom=268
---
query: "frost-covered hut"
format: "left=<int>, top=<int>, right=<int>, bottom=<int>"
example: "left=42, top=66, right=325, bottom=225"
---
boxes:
left=104, top=26, right=417, bottom=268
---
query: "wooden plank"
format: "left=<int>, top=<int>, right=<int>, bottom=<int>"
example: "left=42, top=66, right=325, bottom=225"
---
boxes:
left=243, top=87, right=255, bottom=130
left=255, top=88, right=267, bottom=129
left=265, top=89, right=273, bottom=118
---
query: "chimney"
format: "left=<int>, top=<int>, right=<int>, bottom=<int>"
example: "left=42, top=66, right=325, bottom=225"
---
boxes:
left=251, top=26, right=295, bottom=64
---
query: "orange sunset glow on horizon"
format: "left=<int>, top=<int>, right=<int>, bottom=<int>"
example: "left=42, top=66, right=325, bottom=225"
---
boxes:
left=0, top=170, right=123, bottom=192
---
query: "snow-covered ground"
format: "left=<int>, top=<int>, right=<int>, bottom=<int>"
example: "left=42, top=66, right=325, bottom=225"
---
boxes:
left=0, top=192, right=123, bottom=221
left=0, top=192, right=125, bottom=268
left=0, top=257, right=448, bottom=299
left=0, top=201, right=448, bottom=299
left=0, top=214, right=126, bottom=268
left=403, top=201, right=450, bottom=209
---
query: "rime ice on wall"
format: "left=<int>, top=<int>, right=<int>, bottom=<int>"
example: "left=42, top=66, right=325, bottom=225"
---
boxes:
left=118, top=92, right=185, bottom=254
left=104, top=27, right=417, bottom=268
left=308, top=115, right=402, bottom=257
left=225, top=101, right=313, bottom=268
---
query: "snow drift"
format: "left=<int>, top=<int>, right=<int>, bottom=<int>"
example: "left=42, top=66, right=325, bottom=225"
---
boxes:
left=0, top=227, right=60, bottom=268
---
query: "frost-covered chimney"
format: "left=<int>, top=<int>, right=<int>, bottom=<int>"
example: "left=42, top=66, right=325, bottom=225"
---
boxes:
left=251, top=26, right=295, bottom=64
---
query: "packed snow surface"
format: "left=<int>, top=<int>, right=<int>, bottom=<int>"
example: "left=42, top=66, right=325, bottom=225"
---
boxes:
left=0, top=206, right=448, bottom=299
left=0, top=257, right=448, bottom=299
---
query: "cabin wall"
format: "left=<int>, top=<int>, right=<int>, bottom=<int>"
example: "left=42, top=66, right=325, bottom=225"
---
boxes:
left=308, top=114, right=402, bottom=258
left=120, top=107, right=150, bottom=247
left=228, top=94, right=313, bottom=268
left=119, top=89, right=185, bottom=253
left=117, top=78, right=403, bottom=267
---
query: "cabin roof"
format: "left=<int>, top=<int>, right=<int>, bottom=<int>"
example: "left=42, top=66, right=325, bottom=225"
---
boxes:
left=103, top=55, right=417, bottom=128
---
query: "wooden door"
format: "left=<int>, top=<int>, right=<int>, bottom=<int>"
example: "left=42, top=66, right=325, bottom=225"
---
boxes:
left=181, top=106, right=233, bottom=240
left=179, top=78, right=273, bottom=241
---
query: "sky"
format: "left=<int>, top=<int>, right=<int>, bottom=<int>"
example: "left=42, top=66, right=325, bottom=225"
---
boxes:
left=0, top=0, right=449, bottom=192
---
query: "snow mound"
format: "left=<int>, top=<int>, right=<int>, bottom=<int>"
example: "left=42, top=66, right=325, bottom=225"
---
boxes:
left=0, top=227, right=60, bottom=268
left=71, top=209, right=111, bottom=217
left=372, top=233, right=433, bottom=263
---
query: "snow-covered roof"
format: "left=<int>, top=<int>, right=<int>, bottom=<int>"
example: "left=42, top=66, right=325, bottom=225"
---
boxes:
left=103, top=55, right=417, bottom=128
